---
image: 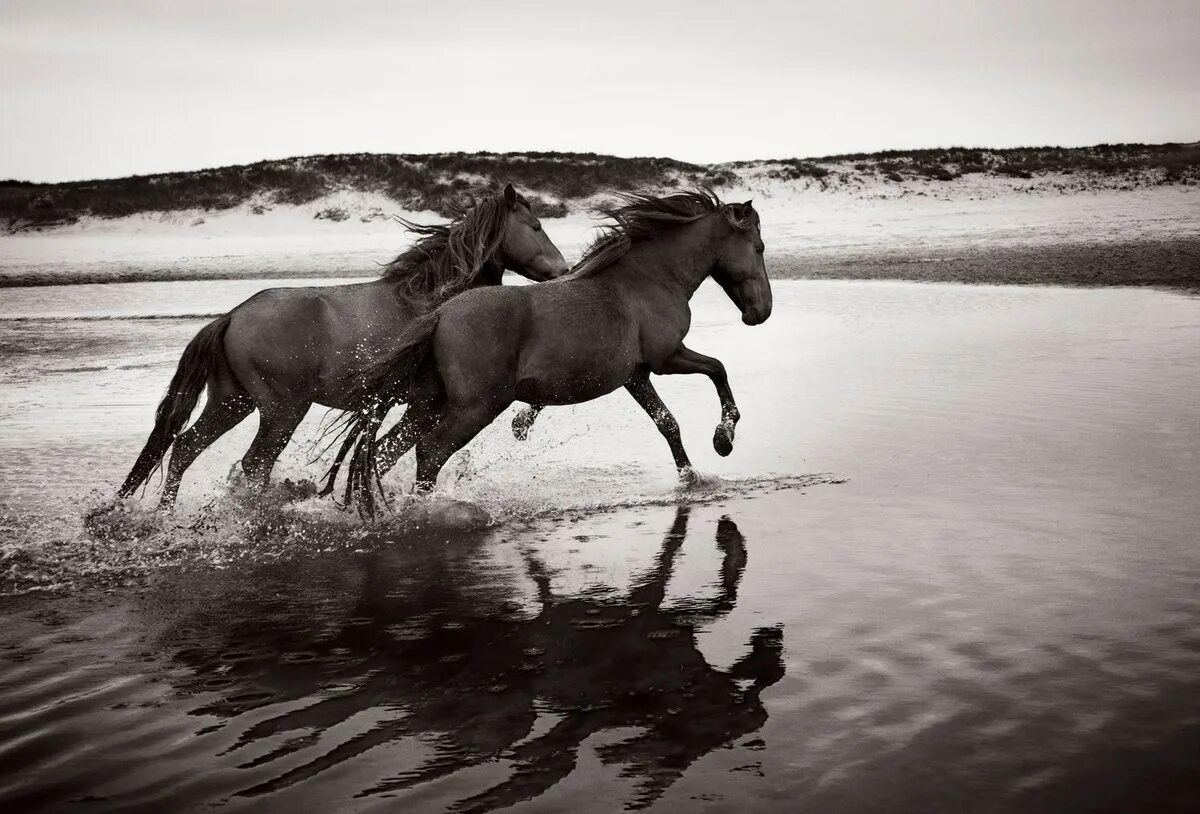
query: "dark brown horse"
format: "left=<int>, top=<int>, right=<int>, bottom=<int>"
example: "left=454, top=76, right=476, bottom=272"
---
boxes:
left=338, top=190, right=771, bottom=510
left=117, top=184, right=569, bottom=507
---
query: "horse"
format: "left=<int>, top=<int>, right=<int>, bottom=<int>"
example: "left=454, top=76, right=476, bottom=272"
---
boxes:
left=116, top=183, right=570, bottom=508
left=337, top=189, right=771, bottom=511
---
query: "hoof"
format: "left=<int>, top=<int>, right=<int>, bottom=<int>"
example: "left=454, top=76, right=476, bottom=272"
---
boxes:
left=281, top=478, right=319, bottom=502
left=84, top=499, right=119, bottom=523
left=713, top=423, right=735, bottom=457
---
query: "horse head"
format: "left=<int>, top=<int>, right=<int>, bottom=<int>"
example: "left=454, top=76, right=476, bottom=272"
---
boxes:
left=496, top=183, right=570, bottom=281
left=712, top=200, right=772, bottom=325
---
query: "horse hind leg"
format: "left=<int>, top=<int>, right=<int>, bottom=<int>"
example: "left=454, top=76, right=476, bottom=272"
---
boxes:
left=241, top=404, right=307, bottom=488
left=158, top=393, right=254, bottom=507
left=375, top=397, right=446, bottom=478
left=413, top=399, right=508, bottom=492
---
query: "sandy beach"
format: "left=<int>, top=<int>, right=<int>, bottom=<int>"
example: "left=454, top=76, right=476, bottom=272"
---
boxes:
left=3, top=172, right=1197, bottom=288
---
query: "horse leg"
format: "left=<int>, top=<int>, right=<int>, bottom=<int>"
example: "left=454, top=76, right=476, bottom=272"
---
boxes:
left=374, top=397, right=446, bottom=478
left=159, top=393, right=254, bottom=508
left=657, top=345, right=740, bottom=456
left=241, top=404, right=307, bottom=488
left=413, top=400, right=507, bottom=492
left=624, top=373, right=693, bottom=476
left=511, top=404, right=542, bottom=441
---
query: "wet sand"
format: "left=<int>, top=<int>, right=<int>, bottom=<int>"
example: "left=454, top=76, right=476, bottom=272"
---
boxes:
left=3, top=182, right=1197, bottom=289
left=1, top=280, right=1199, bottom=811
left=774, top=236, right=1200, bottom=289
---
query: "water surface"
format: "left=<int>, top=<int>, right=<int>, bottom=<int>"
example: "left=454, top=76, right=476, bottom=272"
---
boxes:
left=1, top=280, right=1198, bottom=811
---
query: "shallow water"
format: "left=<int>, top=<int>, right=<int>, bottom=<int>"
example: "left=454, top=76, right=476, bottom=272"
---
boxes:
left=1, top=280, right=1199, bottom=811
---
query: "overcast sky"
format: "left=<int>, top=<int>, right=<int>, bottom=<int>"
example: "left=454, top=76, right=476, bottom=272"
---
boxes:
left=2, top=0, right=1198, bottom=182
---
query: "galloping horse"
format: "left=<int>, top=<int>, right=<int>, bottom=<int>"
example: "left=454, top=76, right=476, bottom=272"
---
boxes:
left=337, top=190, right=771, bottom=510
left=117, top=184, right=569, bottom=507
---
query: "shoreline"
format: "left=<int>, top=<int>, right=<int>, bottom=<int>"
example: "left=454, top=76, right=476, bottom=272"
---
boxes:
left=1, top=237, right=1197, bottom=291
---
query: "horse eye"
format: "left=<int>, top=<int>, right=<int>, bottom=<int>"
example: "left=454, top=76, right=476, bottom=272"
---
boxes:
left=755, top=244, right=765, bottom=254
left=531, top=223, right=542, bottom=232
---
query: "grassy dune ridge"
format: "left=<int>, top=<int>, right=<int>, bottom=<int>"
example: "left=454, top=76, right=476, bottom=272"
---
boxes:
left=2, top=143, right=1198, bottom=289
left=3, top=143, right=1198, bottom=232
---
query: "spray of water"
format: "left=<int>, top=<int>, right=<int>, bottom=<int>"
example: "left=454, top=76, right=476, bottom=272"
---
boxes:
left=0, top=466, right=840, bottom=597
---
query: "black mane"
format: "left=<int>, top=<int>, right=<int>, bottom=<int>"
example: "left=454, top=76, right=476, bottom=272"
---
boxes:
left=382, top=186, right=528, bottom=304
left=572, top=189, right=752, bottom=277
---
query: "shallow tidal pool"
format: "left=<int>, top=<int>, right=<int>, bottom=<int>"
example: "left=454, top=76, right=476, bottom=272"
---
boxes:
left=1, top=279, right=1198, bottom=811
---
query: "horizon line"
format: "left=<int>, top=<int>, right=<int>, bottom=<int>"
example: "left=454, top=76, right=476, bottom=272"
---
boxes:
left=4, top=139, right=1198, bottom=187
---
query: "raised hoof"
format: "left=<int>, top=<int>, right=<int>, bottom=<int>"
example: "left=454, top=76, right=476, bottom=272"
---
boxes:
left=511, top=410, right=535, bottom=441
left=713, top=423, right=735, bottom=457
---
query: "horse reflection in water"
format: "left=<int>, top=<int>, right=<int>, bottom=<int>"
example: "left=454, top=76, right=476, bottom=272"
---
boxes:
left=165, top=509, right=783, bottom=811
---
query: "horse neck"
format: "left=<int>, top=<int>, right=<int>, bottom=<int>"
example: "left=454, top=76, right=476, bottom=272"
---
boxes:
left=380, top=252, right=500, bottom=302
left=475, top=258, right=504, bottom=287
left=609, top=216, right=719, bottom=300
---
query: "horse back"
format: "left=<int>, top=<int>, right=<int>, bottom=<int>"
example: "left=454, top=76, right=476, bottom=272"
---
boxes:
left=223, top=281, right=416, bottom=409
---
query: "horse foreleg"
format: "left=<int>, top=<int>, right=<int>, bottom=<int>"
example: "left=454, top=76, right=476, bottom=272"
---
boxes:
left=624, top=373, right=693, bottom=475
left=656, top=345, right=740, bottom=457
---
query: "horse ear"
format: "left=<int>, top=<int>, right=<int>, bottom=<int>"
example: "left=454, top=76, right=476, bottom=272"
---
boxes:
left=742, top=200, right=754, bottom=215
left=503, top=183, right=517, bottom=210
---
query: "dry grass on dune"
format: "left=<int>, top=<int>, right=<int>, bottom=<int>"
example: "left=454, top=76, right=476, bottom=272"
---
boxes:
left=3, top=143, right=1198, bottom=232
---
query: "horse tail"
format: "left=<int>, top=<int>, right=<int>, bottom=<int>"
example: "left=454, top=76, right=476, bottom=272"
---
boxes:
left=117, top=313, right=233, bottom=498
left=327, top=309, right=442, bottom=514
left=359, top=309, right=442, bottom=406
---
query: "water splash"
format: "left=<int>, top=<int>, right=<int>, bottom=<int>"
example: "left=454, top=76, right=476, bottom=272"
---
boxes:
left=2, top=469, right=841, bottom=597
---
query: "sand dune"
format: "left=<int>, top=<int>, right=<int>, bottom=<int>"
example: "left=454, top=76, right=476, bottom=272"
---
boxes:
left=1, top=168, right=1197, bottom=288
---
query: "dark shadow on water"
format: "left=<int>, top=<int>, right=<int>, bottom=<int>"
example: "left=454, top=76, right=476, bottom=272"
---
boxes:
left=152, top=506, right=783, bottom=811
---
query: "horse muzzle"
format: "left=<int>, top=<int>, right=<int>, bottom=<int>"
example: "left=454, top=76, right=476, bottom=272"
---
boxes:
left=536, top=254, right=571, bottom=279
left=741, top=302, right=771, bottom=325
left=723, top=276, right=772, bottom=326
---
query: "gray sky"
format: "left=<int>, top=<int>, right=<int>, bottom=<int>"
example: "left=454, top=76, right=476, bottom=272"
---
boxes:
left=2, top=0, right=1198, bottom=182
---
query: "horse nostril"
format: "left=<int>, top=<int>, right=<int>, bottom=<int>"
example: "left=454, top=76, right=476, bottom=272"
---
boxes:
left=540, top=256, right=569, bottom=278
left=741, top=304, right=769, bottom=325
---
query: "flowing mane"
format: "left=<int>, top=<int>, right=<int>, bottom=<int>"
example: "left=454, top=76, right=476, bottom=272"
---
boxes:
left=383, top=186, right=529, bottom=305
left=571, top=189, right=753, bottom=277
